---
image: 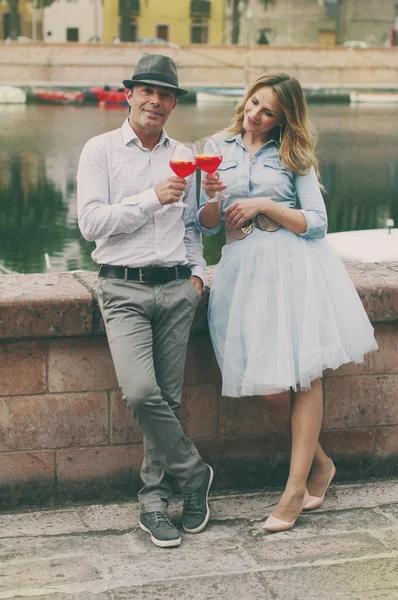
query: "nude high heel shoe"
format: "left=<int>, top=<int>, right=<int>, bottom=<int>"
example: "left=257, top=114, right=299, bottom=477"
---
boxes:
left=262, top=490, right=309, bottom=532
left=303, top=462, right=336, bottom=511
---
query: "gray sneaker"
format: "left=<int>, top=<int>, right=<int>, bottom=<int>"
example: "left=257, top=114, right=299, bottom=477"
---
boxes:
left=182, top=464, right=214, bottom=533
left=139, top=511, right=182, bottom=548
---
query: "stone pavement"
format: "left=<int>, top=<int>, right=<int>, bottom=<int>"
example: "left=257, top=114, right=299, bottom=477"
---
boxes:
left=0, top=479, right=397, bottom=600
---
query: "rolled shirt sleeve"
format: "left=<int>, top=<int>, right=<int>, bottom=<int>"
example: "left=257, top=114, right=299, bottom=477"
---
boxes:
left=295, top=167, right=328, bottom=240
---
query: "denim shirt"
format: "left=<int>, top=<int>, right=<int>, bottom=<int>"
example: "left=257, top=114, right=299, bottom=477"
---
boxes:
left=195, top=134, right=327, bottom=240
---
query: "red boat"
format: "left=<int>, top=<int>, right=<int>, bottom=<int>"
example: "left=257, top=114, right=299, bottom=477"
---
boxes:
left=89, top=86, right=128, bottom=106
left=32, top=89, right=85, bottom=105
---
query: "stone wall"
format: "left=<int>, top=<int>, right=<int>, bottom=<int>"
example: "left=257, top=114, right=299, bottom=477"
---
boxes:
left=0, top=264, right=398, bottom=509
left=1, top=43, right=398, bottom=88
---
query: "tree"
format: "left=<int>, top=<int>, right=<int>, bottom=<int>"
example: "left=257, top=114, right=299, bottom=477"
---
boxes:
left=259, top=0, right=276, bottom=8
left=7, top=0, right=19, bottom=40
left=6, top=0, right=56, bottom=40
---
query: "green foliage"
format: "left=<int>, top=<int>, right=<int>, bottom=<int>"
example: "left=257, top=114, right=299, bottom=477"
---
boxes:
left=259, top=0, right=276, bottom=8
left=0, top=155, right=69, bottom=273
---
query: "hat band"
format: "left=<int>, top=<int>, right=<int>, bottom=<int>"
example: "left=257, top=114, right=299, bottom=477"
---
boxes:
left=131, top=73, right=178, bottom=87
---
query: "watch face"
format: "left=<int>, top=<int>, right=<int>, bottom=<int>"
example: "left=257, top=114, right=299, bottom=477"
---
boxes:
left=241, top=220, right=256, bottom=235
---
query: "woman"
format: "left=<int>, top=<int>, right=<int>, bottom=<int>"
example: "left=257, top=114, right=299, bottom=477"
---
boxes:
left=196, top=73, right=378, bottom=532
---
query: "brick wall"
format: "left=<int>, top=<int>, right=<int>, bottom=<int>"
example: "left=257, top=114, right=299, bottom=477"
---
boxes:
left=0, top=265, right=397, bottom=509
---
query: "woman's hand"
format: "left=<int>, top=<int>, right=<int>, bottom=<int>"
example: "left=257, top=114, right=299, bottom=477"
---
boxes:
left=223, top=199, right=269, bottom=228
left=202, top=173, right=227, bottom=200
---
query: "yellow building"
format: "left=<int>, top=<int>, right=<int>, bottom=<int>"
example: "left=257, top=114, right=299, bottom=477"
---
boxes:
left=103, top=0, right=225, bottom=45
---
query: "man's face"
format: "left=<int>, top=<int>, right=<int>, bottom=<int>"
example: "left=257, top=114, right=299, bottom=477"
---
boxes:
left=125, top=84, right=177, bottom=134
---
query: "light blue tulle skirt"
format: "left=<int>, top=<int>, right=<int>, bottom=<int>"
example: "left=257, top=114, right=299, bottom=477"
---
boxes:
left=208, top=228, right=378, bottom=398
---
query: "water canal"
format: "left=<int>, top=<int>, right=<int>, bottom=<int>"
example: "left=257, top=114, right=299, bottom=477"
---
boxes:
left=0, top=102, right=397, bottom=273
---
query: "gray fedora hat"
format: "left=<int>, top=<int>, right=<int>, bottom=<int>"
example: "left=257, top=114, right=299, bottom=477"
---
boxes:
left=123, top=54, right=188, bottom=97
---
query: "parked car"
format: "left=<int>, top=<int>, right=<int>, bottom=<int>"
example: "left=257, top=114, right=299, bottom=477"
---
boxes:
left=342, top=40, right=368, bottom=48
left=138, top=37, right=179, bottom=49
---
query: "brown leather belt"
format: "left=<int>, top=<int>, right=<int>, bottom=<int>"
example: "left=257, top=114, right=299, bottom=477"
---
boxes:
left=98, top=264, right=191, bottom=284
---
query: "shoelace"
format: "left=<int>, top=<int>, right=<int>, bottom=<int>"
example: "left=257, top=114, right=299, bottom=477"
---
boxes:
left=183, top=491, right=200, bottom=511
left=152, top=511, right=174, bottom=527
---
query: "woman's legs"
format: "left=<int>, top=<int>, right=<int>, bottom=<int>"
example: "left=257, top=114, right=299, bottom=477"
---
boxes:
left=262, top=388, right=332, bottom=497
left=262, top=379, right=330, bottom=521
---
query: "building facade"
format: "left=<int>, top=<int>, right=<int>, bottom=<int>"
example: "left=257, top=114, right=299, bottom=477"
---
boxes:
left=225, top=0, right=397, bottom=47
left=338, top=0, right=396, bottom=46
left=103, top=0, right=225, bottom=45
left=43, top=0, right=102, bottom=43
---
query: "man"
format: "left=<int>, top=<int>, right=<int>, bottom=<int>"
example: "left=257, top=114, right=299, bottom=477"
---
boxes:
left=77, top=54, right=213, bottom=548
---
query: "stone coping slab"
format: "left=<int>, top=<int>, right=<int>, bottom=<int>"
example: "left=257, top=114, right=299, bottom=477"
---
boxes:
left=0, top=273, right=93, bottom=340
left=0, top=263, right=397, bottom=341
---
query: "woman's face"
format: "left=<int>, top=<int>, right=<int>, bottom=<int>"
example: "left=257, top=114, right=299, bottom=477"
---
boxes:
left=243, top=85, right=284, bottom=138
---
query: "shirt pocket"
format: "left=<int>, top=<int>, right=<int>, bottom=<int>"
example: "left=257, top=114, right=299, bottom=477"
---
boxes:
left=217, top=160, right=239, bottom=186
left=261, top=159, right=291, bottom=187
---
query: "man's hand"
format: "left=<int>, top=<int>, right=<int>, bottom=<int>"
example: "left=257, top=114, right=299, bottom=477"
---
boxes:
left=155, top=177, right=186, bottom=205
left=190, top=275, right=203, bottom=298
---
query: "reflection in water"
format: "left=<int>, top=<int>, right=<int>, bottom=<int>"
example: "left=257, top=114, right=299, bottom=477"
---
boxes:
left=0, top=153, right=69, bottom=273
left=0, top=104, right=397, bottom=272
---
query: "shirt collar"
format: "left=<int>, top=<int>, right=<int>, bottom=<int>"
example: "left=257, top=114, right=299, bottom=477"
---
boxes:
left=225, top=132, right=280, bottom=148
left=121, top=118, right=170, bottom=148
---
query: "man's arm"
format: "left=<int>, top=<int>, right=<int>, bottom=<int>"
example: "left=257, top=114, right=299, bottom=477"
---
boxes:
left=183, top=173, right=206, bottom=287
left=77, top=139, right=162, bottom=242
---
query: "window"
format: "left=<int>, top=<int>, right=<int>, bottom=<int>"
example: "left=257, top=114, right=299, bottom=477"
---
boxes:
left=66, top=28, right=79, bottom=42
left=257, top=28, right=272, bottom=44
left=129, top=21, right=138, bottom=42
left=191, top=18, right=208, bottom=43
left=156, top=25, right=169, bottom=41
left=326, top=0, right=338, bottom=18
left=120, top=18, right=137, bottom=42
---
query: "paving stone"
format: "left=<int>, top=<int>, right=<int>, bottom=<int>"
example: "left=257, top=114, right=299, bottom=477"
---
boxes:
left=0, top=480, right=397, bottom=599
left=78, top=503, right=141, bottom=533
left=0, top=532, right=132, bottom=563
left=13, top=595, right=111, bottom=600
left=376, top=529, right=398, bottom=552
left=209, top=490, right=281, bottom=521
left=245, top=531, right=389, bottom=566
left=321, top=480, right=398, bottom=511
left=0, top=509, right=90, bottom=538
left=375, top=503, right=398, bottom=524
left=263, top=558, right=398, bottom=599
left=109, top=572, right=274, bottom=600
left=0, top=556, right=103, bottom=592
left=105, top=526, right=257, bottom=585
left=293, top=505, right=394, bottom=536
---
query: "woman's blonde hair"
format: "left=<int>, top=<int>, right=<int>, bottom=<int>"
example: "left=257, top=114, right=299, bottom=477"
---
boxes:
left=224, top=73, right=321, bottom=178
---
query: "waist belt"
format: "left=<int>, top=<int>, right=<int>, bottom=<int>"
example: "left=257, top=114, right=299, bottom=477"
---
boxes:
left=98, top=264, right=191, bottom=284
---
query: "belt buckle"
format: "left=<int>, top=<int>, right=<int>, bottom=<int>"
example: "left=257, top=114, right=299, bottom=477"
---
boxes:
left=174, top=266, right=179, bottom=280
left=124, top=267, right=129, bottom=281
left=138, top=268, right=144, bottom=283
